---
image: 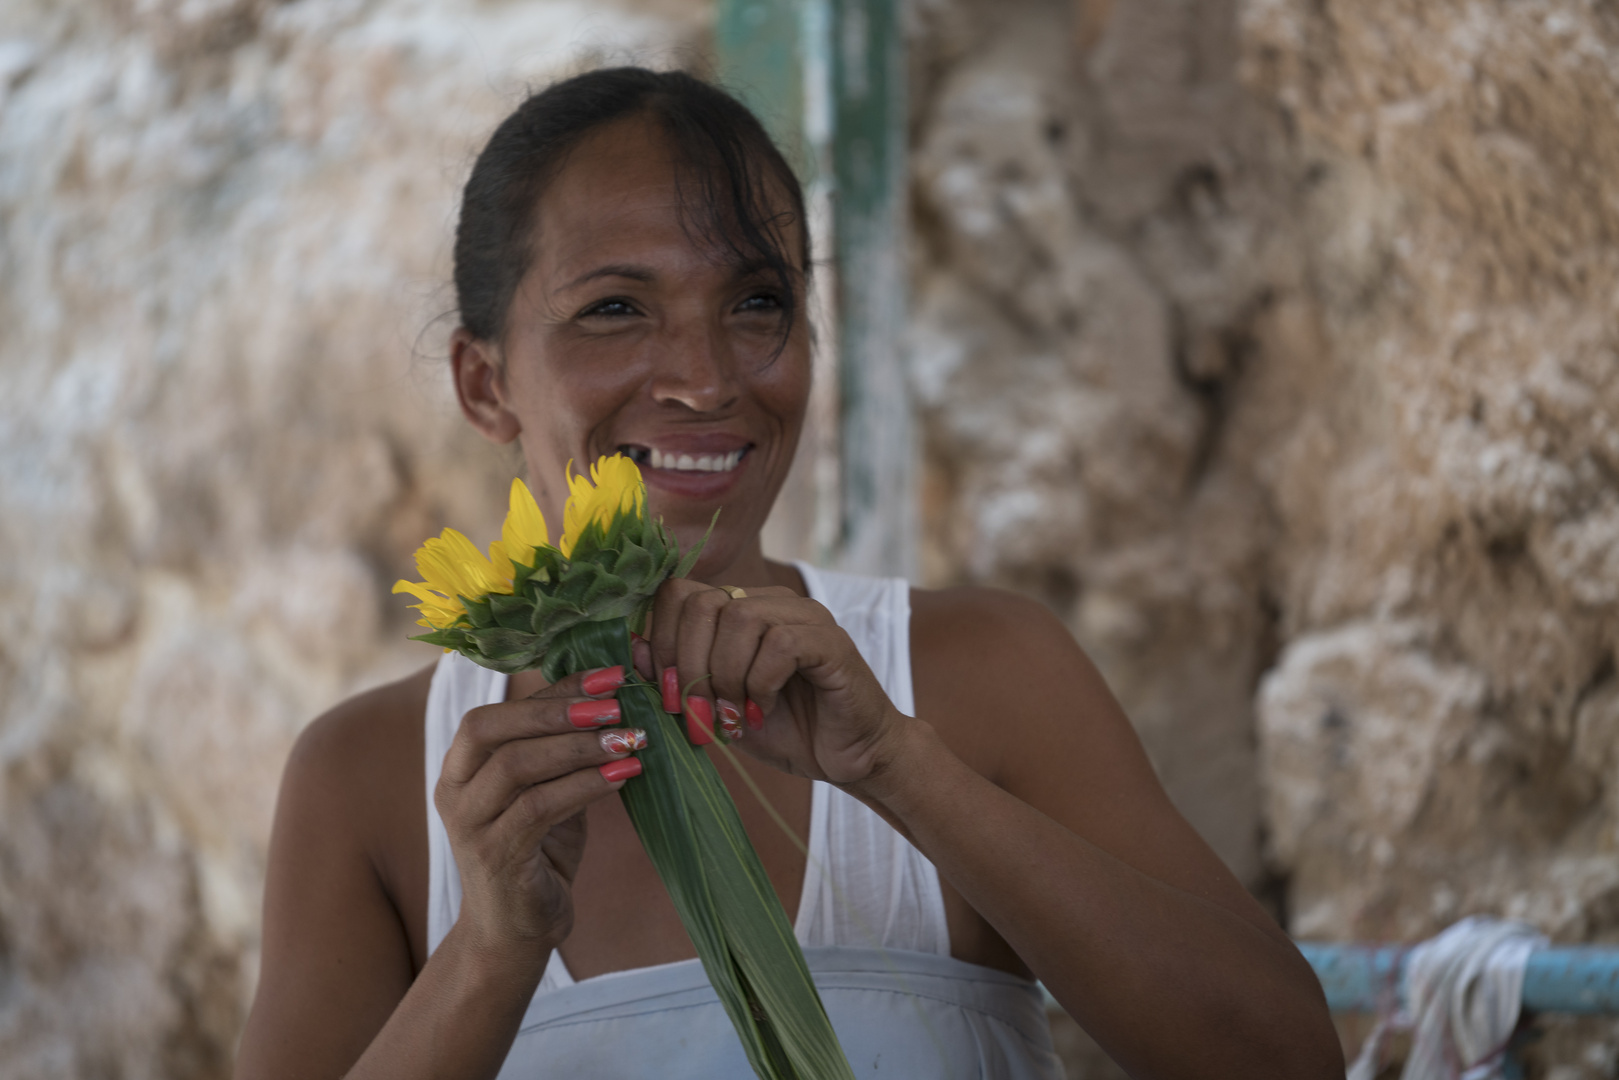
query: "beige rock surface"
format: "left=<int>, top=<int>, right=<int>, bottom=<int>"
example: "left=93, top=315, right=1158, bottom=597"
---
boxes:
left=0, top=1, right=706, bottom=1075
left=911, top=0, right=1292, bottom=890
left=7, top=0, right=1619, bottom=1074
left=911, top=0, right=1619, bottom=1071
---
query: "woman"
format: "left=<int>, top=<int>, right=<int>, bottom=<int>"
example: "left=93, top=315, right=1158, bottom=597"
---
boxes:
left=236, top=68, right=1339, bottom=1079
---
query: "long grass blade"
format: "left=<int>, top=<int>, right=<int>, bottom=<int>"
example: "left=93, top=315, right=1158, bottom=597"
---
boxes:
left=554, top=620, right=855, bottom=1080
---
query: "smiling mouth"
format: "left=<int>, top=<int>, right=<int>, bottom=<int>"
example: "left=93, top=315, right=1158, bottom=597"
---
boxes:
left=618, top=444, right=751, bottom=474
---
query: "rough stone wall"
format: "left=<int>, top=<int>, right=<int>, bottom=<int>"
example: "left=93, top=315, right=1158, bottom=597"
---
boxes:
left=0, top=2, right=706, bottom=1076
left=911, top=0, right=1619, bottom=1071
left=7, top=0, right=1619, bottom=1074
left=911, top=0, right=1291, bottom=891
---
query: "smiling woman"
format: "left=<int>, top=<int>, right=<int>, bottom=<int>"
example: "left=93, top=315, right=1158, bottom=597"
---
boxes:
left=233, top=67, right=1343, bottom=1080
left=450, top=73, right=811, bottom=574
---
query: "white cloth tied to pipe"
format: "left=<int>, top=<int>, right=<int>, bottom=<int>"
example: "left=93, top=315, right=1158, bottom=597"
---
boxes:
left=1347, top=915, right=1547, bottom=1080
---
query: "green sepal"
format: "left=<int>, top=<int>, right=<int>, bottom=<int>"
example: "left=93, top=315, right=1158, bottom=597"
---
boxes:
left=408, top=627, right=464, bottom=650
left=457, top=595, right=483, bottom=628
left=538, top=618, right=631, bottom=685
left=488, top=592, right=533, bottom=631
left=611, top=538, right=656, bottom=591
left=467, top=626, right=541, bottom=662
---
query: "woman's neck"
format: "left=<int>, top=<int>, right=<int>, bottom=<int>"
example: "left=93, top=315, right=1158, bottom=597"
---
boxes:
left=690, top=537, right=804, bottom=595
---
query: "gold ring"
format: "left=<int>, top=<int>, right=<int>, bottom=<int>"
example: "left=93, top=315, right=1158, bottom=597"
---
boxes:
left=720, top=585, right=748, bottom=600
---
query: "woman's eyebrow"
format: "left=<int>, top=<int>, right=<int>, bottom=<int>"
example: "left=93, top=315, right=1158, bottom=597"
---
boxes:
left=559, top=264, right=656, bottom=292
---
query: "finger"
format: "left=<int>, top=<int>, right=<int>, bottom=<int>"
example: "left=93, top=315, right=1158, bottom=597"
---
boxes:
left=440, top=682, right=627, bottom=786
left=649, top=577, right=710, bottom=676
left=743, top=623, right=864, bottom=716
left=711, top=595, right=837, bottom=709
left=741, top=585, right=801, bottom=600
left=454, top=727, right=648, bottom=826
left=525, top=665, right=627, bottom=702
left=708, top=601, right=771, bottom=717
left=675, top=586, right=729, bottom=697
left=486, top=756, right=644, bottom=867
left=630, top=632, right=655, bottom=681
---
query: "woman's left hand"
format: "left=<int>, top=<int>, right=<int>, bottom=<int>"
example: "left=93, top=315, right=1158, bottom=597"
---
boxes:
left=644, top=579, right=906, bottom=786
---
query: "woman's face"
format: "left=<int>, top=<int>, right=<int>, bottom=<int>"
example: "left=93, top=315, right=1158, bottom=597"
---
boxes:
left=454, top=114, right=811, bottom=572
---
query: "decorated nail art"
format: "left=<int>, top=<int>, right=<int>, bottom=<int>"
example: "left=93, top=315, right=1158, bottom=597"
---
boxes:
left=661, top=667, right=681, bottom=713
left=599, top=757, right=642, bottom=784
left=581, top=665, right=625, bottom=697
left=685, top=696, right=715, bottom=746
left=600, top=728, right=648, bottom=755
left=744, top=698, right=765, bottom=730
left=717, top=699, right=744, bottom=742
left=569, top=699, right=621, bottom=728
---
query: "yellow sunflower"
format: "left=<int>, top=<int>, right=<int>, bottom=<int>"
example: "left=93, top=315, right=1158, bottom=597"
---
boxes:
left=391, top=527, right=506, bottom=630
left=489, top=477, right=552, bottom=581
left=559, top=454, right=645, bottom=556
left=393, top=479, right=553, bottom=630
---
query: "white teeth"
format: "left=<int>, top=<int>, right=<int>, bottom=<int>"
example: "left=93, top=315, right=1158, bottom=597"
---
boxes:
left=642, top=447, right=746, bottom=473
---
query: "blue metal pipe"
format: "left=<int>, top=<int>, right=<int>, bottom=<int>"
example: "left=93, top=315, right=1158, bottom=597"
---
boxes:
left=1298, top=943, right=1619, bottom=1014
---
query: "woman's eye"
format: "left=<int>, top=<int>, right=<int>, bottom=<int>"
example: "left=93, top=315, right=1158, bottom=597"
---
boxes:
left=736, top=291, right=784, bottom=314
left=580, top=298, right=638, bottom=318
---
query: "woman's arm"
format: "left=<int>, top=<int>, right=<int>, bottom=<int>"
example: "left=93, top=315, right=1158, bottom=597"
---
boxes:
left=235, top=667, right=639, bottom=1080
left=653, top=579, right=1341, bottom=1080
left=862, top=589, right=1341, bottom=1080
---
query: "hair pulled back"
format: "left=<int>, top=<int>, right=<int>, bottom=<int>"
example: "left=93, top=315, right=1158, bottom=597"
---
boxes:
left=453, top=66, right=810, bottom=344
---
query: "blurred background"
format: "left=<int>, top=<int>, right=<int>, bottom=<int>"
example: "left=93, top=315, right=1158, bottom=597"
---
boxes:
left=2, top=0, right=1617, bottom=1076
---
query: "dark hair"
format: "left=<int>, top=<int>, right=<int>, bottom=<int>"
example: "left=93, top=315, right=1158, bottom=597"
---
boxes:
left=453, top=66, right=810, bottom=345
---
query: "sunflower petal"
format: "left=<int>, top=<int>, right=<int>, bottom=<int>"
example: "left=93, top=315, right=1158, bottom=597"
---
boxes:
left=505, top=478, right=551, bottom=552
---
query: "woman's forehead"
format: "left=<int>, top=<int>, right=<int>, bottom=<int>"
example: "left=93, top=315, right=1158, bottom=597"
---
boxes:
left=532, top=114, right=801, bottom=283
left=537, top=125, right=689, bottom=262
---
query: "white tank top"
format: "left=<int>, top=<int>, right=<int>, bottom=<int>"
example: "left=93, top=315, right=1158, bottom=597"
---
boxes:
left=423, top=562, right=951, bottom=986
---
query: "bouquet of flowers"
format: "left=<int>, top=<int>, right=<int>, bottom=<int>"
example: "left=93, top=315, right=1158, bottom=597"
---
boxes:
left=394, top=455, right=855, bottom=1080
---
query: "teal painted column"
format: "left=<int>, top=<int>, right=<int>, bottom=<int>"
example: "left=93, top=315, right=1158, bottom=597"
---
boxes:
left=713, top=0, right=815, bottom=179
left=716, top=0, right=913, bottom=578
left=828, top=0, right=909, bottom=577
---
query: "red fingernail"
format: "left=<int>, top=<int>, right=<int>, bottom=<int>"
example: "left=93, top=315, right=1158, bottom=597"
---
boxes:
left=744, top=699, right=765, bottom=729
left=629, top=630, right=647, bottom=644
left=599, top=757, right=642, bottom=784
left=569, top=699, right=621, bottom=728
left=685, top=696, right=714, bottom=745
left=600, top=728, right=648, bottom=755
left=581, top=665, right=625, bottom=697
left=717, top=699, right=744, bottom=742
left=661, top=667, right=681, bottom=713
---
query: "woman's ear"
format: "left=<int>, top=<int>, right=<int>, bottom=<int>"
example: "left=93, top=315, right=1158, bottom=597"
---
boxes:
left=451, top=327, right=522, bottom=444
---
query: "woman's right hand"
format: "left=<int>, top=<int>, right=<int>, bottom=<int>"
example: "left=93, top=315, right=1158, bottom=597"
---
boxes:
left=434, top=665, right=645, bottom=962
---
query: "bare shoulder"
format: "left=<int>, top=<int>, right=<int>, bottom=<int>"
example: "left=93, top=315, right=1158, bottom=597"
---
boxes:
left=237, top=663, right=437, bottom=1078
left=909, top=585, right=1287, bottom=946
left=285, top=662, right=433, bottom=907
left=287, top=662, right=434, bottom=799
left=908, top=585, right=1113, bottom=782
left=909, top=585, right=1074, bottom=665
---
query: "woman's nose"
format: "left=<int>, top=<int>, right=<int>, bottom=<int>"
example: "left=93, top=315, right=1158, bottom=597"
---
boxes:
left=648, top=316, right=739, bottom=413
